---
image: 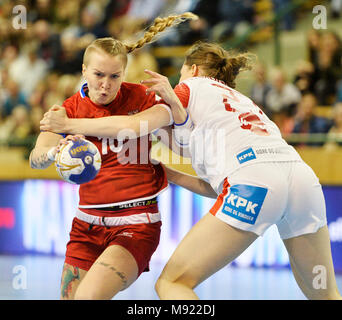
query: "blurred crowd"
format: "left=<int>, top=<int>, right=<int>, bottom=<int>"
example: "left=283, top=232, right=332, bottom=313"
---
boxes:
left=0, top=0, right=342, bottom=152
left=250, top=27, right=342, bottom=147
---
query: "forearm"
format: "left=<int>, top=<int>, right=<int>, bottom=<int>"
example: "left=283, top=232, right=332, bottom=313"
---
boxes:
left=29, top=131, right=62, bottom=169
left=165, top=166, right=217, bottom=199
left=29, top=146, right=56, bottom=169
left=64, top=104, right=172, bottom=138
left=65, top=117, right=124, bottom=137
left=168, top=99, right=188, bottom=125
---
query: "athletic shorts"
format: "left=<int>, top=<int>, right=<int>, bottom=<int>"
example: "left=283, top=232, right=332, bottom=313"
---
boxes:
left=210, top=161, right=327, bottom=239
left=65, top=217, right=161, bottom=276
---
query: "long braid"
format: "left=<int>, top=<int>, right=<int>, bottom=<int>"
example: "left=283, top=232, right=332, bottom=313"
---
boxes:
left=125, top=12, right=198, bottom=54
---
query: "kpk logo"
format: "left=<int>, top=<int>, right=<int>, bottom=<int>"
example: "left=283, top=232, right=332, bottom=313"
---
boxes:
left=222, top=184, right=268, bottom=225
left=226, top=193, right=259, bottom=215
left=237, top=148, right=256, bottom=164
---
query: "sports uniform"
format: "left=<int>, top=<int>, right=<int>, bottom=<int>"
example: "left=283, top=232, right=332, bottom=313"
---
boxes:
left=63, top=82, right=169, bottom=274
left=174, top=77, right=326, bottom=239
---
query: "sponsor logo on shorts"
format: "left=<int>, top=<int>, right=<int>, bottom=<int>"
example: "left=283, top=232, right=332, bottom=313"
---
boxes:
left=117, top=232, right=134, bottom=238
left=237, top=148, right=256, bottom=164
left=221, top=184, right=268, bottom=225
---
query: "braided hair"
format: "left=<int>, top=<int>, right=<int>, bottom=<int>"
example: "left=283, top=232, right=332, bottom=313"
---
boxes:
left=83, top=12, right=198, bottom=66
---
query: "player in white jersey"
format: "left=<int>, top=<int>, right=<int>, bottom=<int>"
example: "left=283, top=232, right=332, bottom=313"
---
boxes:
left=41, top=41, right=341, bottom=300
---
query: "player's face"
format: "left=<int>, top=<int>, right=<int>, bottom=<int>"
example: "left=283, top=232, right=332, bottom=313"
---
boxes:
left=82, top=50, right=125, bottom=105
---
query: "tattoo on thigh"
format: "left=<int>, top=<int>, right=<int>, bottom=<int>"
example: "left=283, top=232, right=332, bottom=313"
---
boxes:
left=61, top=265, right=80, bottom=299
left=95, top=262, right=128, bottom=288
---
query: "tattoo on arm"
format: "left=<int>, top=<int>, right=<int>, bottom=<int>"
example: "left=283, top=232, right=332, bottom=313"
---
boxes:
left=95, top=262, right=128, bottom=288
left=30, top=150, right=53, bottom=169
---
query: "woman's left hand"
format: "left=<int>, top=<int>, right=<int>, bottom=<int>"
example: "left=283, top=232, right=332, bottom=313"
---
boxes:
left=40, top=105, right=70, bottom=133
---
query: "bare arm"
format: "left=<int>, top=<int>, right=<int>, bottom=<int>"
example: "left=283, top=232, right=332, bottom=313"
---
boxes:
left=164, top=166, right=217, bottom=199
left=29, top=131, right=62, bottom=169
left=40, top=104, right=172, bottom=138
left=153, top=125, right=191, bottom=158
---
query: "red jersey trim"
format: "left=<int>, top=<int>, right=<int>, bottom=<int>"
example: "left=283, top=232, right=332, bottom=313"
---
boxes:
left=174, top=82, right=190, bottom=108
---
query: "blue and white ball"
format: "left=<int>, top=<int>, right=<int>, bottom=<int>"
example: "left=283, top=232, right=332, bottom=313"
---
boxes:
left=55, top=139, right=101, bottom=184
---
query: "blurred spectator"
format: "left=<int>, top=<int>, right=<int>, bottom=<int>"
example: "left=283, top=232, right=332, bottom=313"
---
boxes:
left=0, top=105, right=32, bottom=143
left=179, top=0, right=255, bottom=44
left=33, top=20, right=62, bottom=70
left=307, top=29, right=321, bottom=66
left=272, top=0, right=294, bottom=31
left=331, top=0, right=342, bottom=18
left=149, top=0, right=196, bottom=46
left=1, top=79, right=29, bottom=118
left=0, top=44, right=19, bottom=70
left=102, top=0, right=132, bottom=26
left=312, top=31, right=342, bottom=105
left=325, top=102, right=342, bottom=148
left=57, top=74, right=79, bottom=99
left=107, top=15, right=144, bottom=42
left=293, top=60, right=315, bottom=95
left=212, top=0, right=254, bottom=41
left=77, top=1, right=110, bottom=40
left=54, top=0, right=82, bottom=28
left=250, top=62, right=272, bottom=116
left=292, top=93, right=333, bottom=146
left=54, top=29, right=84, bottom=75
left=28, top=0, right=56, bottom=22
left=125, top=0, right=165, bottom=23
left=8, top=42, right=48, bottom=98
left=265, top=67, right=301, bottom=132
left=337, top=79, right=342, bottom=103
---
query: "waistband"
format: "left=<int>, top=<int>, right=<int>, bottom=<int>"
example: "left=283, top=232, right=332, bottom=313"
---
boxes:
left=91, top=197, right=158, bottom=212
left=76, top=209, right=161, bottom=227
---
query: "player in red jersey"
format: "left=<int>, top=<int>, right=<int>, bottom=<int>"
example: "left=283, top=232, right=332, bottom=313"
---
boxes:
left=29, top=12, right=198, bottom=300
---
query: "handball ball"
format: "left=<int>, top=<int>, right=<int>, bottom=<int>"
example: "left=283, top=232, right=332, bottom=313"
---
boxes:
left=55, top=139, right=101, bottom=184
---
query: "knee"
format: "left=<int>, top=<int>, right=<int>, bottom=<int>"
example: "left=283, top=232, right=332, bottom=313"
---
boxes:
left=155, top=276, right=168, bottom=297
left=155, top=274, right=195, bottom=297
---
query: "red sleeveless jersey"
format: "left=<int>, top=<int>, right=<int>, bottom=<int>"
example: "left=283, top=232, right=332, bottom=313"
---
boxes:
left=62, top=82, right=168, bottom=208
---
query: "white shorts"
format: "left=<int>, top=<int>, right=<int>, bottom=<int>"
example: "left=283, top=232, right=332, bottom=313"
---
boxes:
left=210, top=161, right=327, bottom=239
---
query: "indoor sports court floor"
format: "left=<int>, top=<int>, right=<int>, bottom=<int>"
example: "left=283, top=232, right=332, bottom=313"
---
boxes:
left=1, top=254, right=341, bottom=300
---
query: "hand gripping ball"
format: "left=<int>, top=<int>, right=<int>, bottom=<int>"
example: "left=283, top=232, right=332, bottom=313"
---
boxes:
left=55, top=139, right=101, bottom=184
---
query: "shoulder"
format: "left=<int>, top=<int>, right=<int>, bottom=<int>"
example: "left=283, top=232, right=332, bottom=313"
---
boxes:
left=120, top=82, right=157, bottom=111
left=120, top=82, right=149, bottom=97
left=62, top=91, right=83, bottom=117
left=63, top=92, right=78, bottom=107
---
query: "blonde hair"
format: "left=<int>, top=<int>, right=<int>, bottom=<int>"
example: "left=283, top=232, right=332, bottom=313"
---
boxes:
left=83, top=12, right=198, bottom=66
left=184, top=42, right=255, bottom=88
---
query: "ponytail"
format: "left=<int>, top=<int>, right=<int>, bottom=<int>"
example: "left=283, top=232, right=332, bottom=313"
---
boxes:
left=184, top=42, right=255, bottom=88
left=125, top=12, right=198, bottom=53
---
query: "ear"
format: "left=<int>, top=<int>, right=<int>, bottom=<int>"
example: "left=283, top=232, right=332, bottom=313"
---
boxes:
left=191, top=64, right=199, bottom=77
left=82, top=64, right=87, bottom=78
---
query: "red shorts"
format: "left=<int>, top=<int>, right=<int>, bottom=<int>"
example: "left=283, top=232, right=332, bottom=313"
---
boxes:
left=65, top=217, right=161, bottom=276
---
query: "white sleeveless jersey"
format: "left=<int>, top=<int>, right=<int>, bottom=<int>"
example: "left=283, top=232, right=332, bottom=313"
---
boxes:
left=175, top=77, right=302, bottom=193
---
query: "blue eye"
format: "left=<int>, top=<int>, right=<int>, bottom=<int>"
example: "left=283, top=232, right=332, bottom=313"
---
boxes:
left=95, top=72, right=103, bottom=77
left=111, top=74, right=119, bottom=79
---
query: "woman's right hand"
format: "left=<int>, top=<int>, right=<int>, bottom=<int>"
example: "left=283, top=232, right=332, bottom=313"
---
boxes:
left=55, top=134, right=86, bottom=154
